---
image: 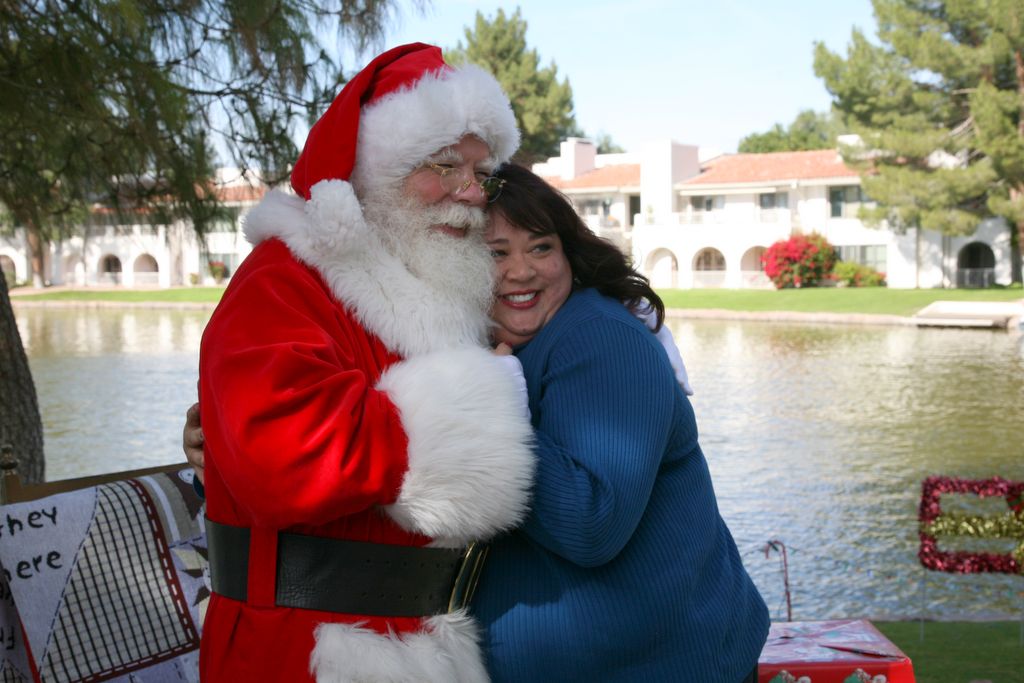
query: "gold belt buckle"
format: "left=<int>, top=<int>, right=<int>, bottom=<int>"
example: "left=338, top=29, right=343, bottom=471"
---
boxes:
left=447, top=542, right=490, bottom=612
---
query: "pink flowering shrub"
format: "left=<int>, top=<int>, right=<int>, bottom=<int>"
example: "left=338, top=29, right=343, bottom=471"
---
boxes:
left=761, top=232, right=837, bottom=289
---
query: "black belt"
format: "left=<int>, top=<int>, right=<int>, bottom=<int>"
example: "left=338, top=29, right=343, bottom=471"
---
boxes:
left=205, top=517, right=488, bottom=617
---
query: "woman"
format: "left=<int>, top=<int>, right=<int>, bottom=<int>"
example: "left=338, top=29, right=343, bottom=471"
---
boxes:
left=183, top=166, right=768, bottom=681
left=472, top=164, right=768, bottom=682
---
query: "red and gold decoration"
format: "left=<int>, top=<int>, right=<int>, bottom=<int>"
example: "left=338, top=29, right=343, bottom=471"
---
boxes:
left=918, top=476, right=1024, bottom=575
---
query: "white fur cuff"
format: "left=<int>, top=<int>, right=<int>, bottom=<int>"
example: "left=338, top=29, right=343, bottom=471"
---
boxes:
left=377, top=347, right=535, bottom=545
left=311, top=612, right=489, bottom=683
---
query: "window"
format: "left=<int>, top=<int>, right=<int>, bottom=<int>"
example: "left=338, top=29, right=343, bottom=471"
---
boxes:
left=690, top=195, right=724, bottom=212
left=759, top=192, right=789, bottom=222
left=759, top=192, right=789, bottom=210
left=837, top=245, right=886, bottom=272
left=205, top=252, right=242, bottom=278
left=829, top=185, right=870, bottom=218
left=577, top=199, right=610, bottom=217
left=683, top=195, right=725, bottom=223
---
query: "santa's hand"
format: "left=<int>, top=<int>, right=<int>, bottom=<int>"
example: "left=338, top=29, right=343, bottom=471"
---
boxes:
left=634, top=307, right=694, bottom=396
left=492, top=351, right=530, bottom=420
left=183, top=402, right=206, bottom=484
left=492, top=342, right=513, bottom=356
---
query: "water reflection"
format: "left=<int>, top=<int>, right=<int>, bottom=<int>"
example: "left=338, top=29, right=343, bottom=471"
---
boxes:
left=16, top=306, right=210, bottom=482
left=672, top=319, right=1024, bottom=623
left=14, top=307, right=1024, bottom=621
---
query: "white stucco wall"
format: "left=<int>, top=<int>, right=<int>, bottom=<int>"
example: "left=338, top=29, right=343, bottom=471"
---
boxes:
left=640, top=141, right=700, bottom=218
left=633, top=184, right=1016, bottom=290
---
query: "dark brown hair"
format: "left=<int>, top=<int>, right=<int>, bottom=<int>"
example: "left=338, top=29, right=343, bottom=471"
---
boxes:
left=491, top=163, right=665, bottom=328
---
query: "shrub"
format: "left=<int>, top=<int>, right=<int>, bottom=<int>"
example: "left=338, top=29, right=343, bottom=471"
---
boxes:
left=833, top=260, right=886, bottom=287
left=762, top=232, right=837, bottom=289
left=208, top=260, right=227, bottom=283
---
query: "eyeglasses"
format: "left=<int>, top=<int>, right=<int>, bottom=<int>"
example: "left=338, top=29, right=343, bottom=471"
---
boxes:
left=425, top=163, right=506, bottom=202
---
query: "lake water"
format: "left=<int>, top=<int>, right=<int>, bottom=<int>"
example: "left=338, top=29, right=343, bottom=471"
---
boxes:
left=13, top=304, right=1024, bottom=622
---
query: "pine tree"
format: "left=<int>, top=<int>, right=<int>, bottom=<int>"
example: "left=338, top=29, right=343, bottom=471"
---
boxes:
left=814, top=0, right=1024, bottom=283
left=593, top=132, right=625, bottom=154
left=0, top=0, right=405, bottom=481
left=447, top=8, right=581, bottom=162
left=738, top=110, right=841, bottom=153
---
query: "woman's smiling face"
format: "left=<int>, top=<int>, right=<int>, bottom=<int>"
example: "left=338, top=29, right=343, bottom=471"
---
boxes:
left=486, top=211, right=573, bottom=347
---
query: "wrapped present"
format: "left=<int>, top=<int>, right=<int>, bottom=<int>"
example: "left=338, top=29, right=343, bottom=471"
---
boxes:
left=759, top=619, right=915, bottom=683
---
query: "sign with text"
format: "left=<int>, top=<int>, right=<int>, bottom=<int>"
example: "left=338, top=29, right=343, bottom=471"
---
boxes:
left=0, top=469, right=208, bottom=683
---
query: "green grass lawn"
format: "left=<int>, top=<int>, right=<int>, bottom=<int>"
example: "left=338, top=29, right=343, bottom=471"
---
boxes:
left=12, top=285, right=1024, bottom=316
left=657, top=285, right=1023, bottom=317
left=9, top=286, right=225, bottom=303
left=874, top=620, right=1024, bottom=683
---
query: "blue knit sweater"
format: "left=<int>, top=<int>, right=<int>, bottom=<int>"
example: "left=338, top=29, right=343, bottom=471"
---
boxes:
left=472, top=288, right=769, bottom=682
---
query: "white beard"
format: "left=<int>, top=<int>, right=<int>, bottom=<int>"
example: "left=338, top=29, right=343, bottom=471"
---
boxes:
left=362, top=187, right=496, bottom=319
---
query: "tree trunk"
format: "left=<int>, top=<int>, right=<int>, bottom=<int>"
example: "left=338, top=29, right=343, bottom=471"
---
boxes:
left=1013, top=218, right=1023, bottom=285
left=24, top=223, right=46, bottom=288
left=0, top=275, right=45, bottom=483
left=1014, top=48, right=1024, bottom=285
left=1008, top=187, right=1024, bottom=285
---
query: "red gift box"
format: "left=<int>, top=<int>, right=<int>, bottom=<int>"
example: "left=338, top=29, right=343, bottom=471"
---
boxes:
left=758, top=619, right=915, bottom=683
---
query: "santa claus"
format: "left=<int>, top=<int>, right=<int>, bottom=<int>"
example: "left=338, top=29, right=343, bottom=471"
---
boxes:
left=197, top=43, right=534, bottom=682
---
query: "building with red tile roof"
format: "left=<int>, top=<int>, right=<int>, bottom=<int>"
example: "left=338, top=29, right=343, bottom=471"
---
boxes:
left=534, top=139, right=1013, bottom=289
left=1, top=142, right=1014, bottom=290
left=0, top=169, right=268, bottom=288
left=682, top=150, right=859, bottom=187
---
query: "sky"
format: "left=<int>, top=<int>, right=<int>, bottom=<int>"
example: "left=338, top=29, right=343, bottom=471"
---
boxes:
left=350, top=0, right=880, bottom=155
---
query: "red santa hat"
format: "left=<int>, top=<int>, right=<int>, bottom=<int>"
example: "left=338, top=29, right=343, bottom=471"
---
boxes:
left=290, top=42, right=519, bottom=201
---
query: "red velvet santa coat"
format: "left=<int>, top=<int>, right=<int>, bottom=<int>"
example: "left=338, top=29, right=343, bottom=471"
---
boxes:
left=198, top=183, right=535, bottom=682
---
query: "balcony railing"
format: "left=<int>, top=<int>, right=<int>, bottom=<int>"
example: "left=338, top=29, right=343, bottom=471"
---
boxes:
left=956, top=267, right=994, bottom=289
left=133, top=272, right=160, bottom=287
left=635, top=210, right=793, bottom=228
left=692, top=270, right=727, bottom=289
left=677, top=211, right=727, bottom=225
left=758, top=208, right=790, bottom=223
left=741, top=270, right=773, bottom=289
left=93, top=272, right=122, bottom=285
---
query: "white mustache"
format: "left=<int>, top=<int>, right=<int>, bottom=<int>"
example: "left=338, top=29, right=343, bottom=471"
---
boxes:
left=420, top=201, right=488, bottom=232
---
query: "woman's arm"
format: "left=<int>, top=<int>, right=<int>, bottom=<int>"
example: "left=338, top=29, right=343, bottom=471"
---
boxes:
left=519, top=317, right=685, bottom=567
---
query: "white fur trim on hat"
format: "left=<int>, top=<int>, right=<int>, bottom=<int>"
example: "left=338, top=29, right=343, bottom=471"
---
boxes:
left=377, top=346, right=535, bottom=546
left=311, top=611, right=489, bottom=683
left=352, top=64, right=520, bottom=193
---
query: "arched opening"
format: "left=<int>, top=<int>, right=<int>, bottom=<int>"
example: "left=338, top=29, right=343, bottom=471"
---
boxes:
left=741, top=246, right=771, bottom=288
left=133, top=254, right=159, bottom=286
left=692, top=248, right=726, bottom=288
left=956, top=242, right=995, bottom=288
left=644, top=248, right=678, bottom=289
left=99, top=254, right=122, bottom=285
left=0, top=254, right=16, bottom=288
